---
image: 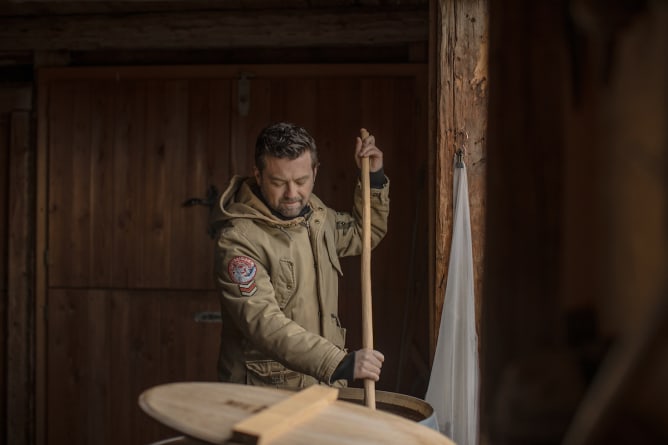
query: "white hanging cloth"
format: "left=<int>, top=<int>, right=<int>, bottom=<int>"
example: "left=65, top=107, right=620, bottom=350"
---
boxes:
left=425, top=154, right=479, bottom=445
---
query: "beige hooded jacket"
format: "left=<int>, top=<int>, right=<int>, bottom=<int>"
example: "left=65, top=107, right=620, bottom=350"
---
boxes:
left=211, top=175, right=389, bottom=389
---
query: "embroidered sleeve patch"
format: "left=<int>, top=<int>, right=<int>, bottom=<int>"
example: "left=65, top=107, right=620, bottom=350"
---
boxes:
left=228, top=256, right=258, bottom=297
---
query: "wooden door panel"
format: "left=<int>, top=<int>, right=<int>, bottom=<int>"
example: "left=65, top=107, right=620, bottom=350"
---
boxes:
left=48, top=79, right=231, bottom=289
left=48, top=289, right=220, bottom=445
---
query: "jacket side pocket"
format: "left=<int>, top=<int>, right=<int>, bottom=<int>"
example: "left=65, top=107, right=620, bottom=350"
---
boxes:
left=245, top=359, right=302, bottom=389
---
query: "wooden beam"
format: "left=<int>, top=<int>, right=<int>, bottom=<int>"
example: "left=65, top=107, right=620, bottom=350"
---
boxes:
left=0, top=9, right=428, bottom=52
left=430, top=0, right=488, bottom=358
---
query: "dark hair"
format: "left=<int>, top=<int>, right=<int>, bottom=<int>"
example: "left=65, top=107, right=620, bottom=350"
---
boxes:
left=254, top=122, right=319, bottom=172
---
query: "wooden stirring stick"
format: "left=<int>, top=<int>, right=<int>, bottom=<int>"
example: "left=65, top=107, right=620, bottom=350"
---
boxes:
left=359, top=128, right=376, bottom=410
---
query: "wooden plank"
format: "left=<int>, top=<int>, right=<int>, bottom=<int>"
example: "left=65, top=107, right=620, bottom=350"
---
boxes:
left=233, top=385, right=339, bottom=444
left=87, top=81, right=116, bottom=286
left=46, top=289, right=112, bottom=445
left=0, top=9, right=428, bottom=51
left=169, top=80, right=204, bottom=289
left=230, top=77, right=272, bottom=176
left=139, top=80, right=184, bottom=287
left=7, top=110, right=34, bottom=445
left=38, top=64, right=425, bottom=81
left=35, top=74, right=48, bottom=445
left=313, top=76, right=362, bottom=352
left=110, top=290, right=167, bottom=445
left=111, top=79, right=147, bottom=287
left=47, top=80, right=91, bottom=287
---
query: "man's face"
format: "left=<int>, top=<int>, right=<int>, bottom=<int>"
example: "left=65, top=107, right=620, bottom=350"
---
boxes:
left=254, top=151, right=317, bottom=218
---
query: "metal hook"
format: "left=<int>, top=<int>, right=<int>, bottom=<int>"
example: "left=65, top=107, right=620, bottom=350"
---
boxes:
left=455, top=130, right=467, bottom=168
left=456, top=148, right=465, bottom=168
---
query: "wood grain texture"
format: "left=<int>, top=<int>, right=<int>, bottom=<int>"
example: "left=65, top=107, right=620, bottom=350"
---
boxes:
left=47, top=79, right=230, bottom=289
left=232, top=385, right=339, bottom=445
left=359, top=129, right=376, bottom=409
left=0, top=9, right=428, bottom=51
left=139, top=382, right=455, bottom=445
left=7, top=111, right=34, bottom=445
left=47, top=289, right=220, bottom=445
left=431, top=0, right=488, bottom=357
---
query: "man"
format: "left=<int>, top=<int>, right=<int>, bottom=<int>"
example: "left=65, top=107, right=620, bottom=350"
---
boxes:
left=211, top=122, right=389, bottom=389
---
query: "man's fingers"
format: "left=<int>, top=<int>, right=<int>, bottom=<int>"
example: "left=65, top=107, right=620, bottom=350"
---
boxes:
left=354, top=349, right=385, bottom=381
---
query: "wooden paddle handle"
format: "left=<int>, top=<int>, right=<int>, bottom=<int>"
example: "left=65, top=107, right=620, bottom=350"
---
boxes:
left=360, top=128, right=376, bottom=410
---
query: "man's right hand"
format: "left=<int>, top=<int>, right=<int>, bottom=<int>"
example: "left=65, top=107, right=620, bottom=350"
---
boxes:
left=353, top=348, right=385, bottom=381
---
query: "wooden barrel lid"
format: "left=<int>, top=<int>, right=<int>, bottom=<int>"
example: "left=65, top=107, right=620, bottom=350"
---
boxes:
left=139, top=382, right=455, bottom=445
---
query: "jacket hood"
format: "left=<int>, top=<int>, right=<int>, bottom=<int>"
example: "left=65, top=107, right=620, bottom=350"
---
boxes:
left=209, top=175, right=324, bottom=233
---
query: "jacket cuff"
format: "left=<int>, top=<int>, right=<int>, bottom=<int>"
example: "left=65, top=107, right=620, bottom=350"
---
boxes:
left=322, top=348, right=348, bottom=384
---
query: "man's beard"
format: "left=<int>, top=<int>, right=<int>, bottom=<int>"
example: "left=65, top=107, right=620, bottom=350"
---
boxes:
left=276, top=198, right=305, bottom=217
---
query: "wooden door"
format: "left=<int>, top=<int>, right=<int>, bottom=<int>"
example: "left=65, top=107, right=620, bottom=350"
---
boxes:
left=39, top=64, right=427, bottom=445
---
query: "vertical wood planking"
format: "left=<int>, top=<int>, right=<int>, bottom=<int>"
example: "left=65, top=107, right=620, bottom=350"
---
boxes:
left=141, top=81, right=178, bottom=288
left=110, top=290, right=166, bottom=445
left=207, top=79, right=233, bottom=186
left=172, top=80, right=222, bottom=289
left=315, top=77, right=362, bottom=351
left=112, top=80, right=147, bottom=288
left=49, top=77, right=235, bottom=290
left=46, top=290, right=111, bottom=445
left=164, top=80, right=189, bottom=289
left=48, top=81, right=77, bottom=287
left=275, top=78, right=318, bottom=133
left=175, top=80, right=211, bottom=288
left=89, top=81, right=116, bottom=286
left=36, top=76, right=48, bottom=445
left=70, top=82, right=94, bottom=286
left=361, top=77, right=400, bottom=387
left=159, top=291, right=221, bottom=383
left=231, top=77, right=272, bottom=177
left=7, top=111, right=34, bottom=445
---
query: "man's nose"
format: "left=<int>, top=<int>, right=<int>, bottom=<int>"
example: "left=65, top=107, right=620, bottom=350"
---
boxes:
left=284, top=182, right=298, bottom=197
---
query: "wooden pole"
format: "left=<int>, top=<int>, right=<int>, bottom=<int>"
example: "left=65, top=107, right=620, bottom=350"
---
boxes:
left=360, top=128, right=376, bottom=410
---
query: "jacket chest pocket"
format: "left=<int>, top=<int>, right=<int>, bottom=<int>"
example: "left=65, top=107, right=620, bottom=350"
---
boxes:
left=273, top=258, right=295, bottom=308
left=324, top=230, right=343, bottom=276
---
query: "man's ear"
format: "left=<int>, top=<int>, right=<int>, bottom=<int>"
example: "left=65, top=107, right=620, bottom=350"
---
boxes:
left=313, top=165, right=318, bottom=184
left=253, top=166, right=261, bottom=184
